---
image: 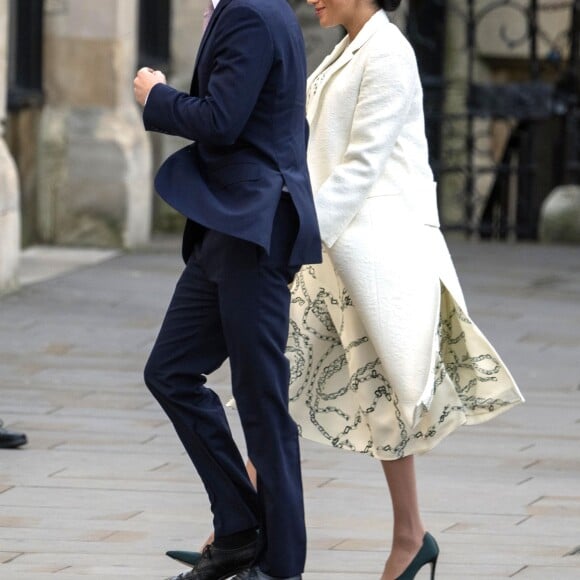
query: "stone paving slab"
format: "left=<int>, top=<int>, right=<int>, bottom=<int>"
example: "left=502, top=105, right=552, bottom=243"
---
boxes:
left=1, top=236, right=579, bottom=579
left=17, top=247, right=119, bottom=288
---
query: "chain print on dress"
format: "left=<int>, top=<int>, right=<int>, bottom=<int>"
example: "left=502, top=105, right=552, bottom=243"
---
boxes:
left=288, top=263, right=520, bottom=460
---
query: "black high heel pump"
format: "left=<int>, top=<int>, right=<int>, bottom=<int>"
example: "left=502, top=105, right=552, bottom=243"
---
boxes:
left=396, top=532, right=439, bottom=579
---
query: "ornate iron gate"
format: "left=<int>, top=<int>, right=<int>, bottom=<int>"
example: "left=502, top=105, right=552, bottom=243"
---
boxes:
left=407, top=0, right=580, bottom=239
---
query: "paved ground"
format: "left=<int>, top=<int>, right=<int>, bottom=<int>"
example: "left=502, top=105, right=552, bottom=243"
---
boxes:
left=0, top=236, right=579, bottom=580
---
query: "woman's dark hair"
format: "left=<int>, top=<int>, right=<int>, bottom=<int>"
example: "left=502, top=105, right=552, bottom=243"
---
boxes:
left=376, top=0, right=402, bottom=11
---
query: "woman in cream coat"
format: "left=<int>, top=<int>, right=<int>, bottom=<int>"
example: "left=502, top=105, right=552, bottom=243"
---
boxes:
left=286, top=0, right=524, bottom=578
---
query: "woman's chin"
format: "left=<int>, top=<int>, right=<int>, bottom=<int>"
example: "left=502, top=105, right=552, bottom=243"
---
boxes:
left=319, top=19, right=337, bottom=30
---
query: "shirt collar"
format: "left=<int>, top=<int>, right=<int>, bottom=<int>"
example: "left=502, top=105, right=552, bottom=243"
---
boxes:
left=212, top=0, right=220, bottom=7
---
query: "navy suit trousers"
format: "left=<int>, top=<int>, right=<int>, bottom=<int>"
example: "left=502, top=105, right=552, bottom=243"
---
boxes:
left=144, top=196, right=306, bottom=577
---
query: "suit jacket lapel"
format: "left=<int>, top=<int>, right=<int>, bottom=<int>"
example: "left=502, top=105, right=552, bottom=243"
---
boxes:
left=190, top=0, right=234, bottom=95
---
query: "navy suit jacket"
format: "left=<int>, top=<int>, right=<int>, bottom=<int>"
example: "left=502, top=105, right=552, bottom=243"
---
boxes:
left=143, top=0, right=322, bottom=266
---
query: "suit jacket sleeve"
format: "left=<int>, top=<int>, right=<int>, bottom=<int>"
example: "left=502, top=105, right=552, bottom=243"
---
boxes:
left=143, top=5, right=273, bottom=146
left=315, top=42, right=418, bottom=248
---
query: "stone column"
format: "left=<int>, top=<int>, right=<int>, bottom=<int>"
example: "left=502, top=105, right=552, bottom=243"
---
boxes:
left=38, top=0, right=152, bottom=248
left=0, top=1, right=21, bottom=293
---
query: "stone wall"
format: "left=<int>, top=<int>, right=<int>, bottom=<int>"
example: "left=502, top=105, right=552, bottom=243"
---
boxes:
left=37, top=0, right=152, bottom=248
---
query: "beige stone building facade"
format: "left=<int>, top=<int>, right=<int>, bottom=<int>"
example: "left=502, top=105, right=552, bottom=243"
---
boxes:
left=37, top=0, right=152, bottom=249
left=1, top=1, right=577, bottom=292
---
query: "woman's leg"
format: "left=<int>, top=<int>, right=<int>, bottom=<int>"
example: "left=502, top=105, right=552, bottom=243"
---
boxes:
left=380, top=455, right=426, bottom=580
left=202, top=459, right=258, bottom=549
left=246, top=458, right=258, bottom=488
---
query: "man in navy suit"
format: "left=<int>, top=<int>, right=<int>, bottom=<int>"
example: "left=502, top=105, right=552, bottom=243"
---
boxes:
left=134, top=1, right=321, bottom=579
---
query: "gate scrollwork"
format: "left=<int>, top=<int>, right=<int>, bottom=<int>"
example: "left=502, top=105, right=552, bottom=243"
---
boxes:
left=408, top=0, right=580, bottom=239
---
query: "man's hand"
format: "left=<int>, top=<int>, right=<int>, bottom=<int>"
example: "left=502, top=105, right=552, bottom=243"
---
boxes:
left=134, top=67, right=167, bottom=107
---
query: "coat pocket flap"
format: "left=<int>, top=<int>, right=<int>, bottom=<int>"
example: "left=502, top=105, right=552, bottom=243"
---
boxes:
left=208, top=162, right=261, bottom=188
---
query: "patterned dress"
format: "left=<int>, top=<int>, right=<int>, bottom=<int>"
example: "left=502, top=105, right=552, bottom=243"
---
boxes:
left=287, top=247, right=524, bottom=460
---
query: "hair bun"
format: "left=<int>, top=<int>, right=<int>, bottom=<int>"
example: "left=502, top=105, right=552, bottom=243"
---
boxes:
left=379, top=0, right=402, bottom=11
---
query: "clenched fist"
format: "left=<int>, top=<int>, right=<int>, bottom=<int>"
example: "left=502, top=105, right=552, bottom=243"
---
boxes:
left=134, top=67, right=167, bottom=107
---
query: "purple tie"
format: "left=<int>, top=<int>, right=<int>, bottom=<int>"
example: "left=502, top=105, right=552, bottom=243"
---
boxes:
left=203, top=0, right=214, bottom=32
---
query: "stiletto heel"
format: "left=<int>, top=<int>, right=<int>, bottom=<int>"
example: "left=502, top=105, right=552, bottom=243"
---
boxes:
left=430, top=554, right=438, bottom=580
left=396, top=532, right=439, bottom=580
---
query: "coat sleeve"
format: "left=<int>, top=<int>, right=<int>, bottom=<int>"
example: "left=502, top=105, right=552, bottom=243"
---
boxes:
left=143, top=5, right=273, bottom=146
left=314, top=43, right=418, bottom=247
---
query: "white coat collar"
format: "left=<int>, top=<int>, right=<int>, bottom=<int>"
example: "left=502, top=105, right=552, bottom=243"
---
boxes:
left=306, top=10, right=389, bottom=115
left=349, top=9, right=388, bottom=54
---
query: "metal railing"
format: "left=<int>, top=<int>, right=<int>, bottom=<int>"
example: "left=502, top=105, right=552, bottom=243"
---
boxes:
left=408, top=0, right=580, bottom=239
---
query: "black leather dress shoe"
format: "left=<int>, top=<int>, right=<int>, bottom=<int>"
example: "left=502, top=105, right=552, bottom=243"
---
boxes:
left=233, top=567, right=301, bottom=580
left=166, top=530, right=262, bottom=569
left=165, top=541, right=257, bottom=580
left=0, top=421, right=27, bottom=449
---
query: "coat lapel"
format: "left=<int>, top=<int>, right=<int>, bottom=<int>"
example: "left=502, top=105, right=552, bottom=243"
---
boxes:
left=306, top=35, right=349, bottom=112
left=189, top=0, right=234, bottom=95
left=306, top=11, right=388, bottom=118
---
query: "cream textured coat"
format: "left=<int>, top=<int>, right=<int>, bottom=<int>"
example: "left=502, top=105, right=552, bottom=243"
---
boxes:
left=288, top=10, right=524, bottom=436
